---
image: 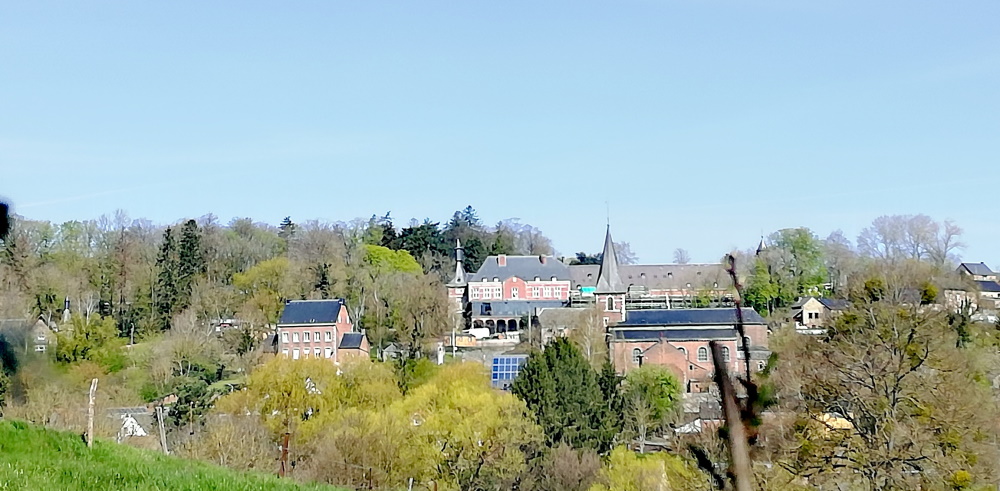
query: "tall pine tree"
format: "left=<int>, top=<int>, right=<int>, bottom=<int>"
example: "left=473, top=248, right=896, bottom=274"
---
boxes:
left=155, top=227, right=178, bottom=330
left=511, top=338, right=621, bottom=453
left=176, top=219, right=204, bottom=313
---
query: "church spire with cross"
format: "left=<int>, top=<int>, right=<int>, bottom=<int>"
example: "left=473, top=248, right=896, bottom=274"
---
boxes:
left=595, top=226, right=626, bottom=293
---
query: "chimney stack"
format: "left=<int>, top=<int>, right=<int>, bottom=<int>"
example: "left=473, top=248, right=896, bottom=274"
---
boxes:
left=498, top=255, right=507, bottom=267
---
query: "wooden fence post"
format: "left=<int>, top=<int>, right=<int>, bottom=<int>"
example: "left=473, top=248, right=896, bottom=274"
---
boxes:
left=279, top=432, right=290, bottom=477
left=86, top=378, right=98, bottom=448
left=156, top=406, right=169, bottom=454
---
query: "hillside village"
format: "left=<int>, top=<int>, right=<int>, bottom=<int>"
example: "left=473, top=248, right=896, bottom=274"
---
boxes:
left=2, top=210, right=1000, bottom=489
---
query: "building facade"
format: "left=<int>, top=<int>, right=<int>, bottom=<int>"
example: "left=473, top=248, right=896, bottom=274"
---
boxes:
left=276, top=299, right=369, bottom=362
left=609, top=308, right=770, bottom=392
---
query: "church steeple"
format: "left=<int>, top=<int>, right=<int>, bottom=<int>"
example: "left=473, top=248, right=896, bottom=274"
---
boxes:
left=595, top=226, right=626, bottom=293
left=448, top=239, right=466, bottom=286
left=756, top=235, right=767, bottom=256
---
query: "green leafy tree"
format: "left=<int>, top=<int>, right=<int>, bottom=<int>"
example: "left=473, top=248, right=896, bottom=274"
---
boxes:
left=362, top=244, right=422, bottom=275
left=623, top=365, right=682, bottom=452
left=55, top=315, right=120, bottom=363
left=743, top=257, right=779, bottom=313
left=512, top=338, right=620, bottom=453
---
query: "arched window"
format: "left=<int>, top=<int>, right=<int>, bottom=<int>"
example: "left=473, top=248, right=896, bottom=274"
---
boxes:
left=606, top=296, right=615, bottom=312
left=697, top=347, right=708, bottom=362
left=722, top=347, right=731, bottom=362
left=678, top=347, right=687, bottom=359
left=632, top=348, right=642, bottom=365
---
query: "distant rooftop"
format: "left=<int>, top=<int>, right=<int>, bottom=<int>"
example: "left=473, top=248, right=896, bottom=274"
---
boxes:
left=278, top=299, right=346, bottom=325
left=618, top=308, right=766, bottom=327
left=468, top=255, right=571, bottom=282
left=960, top=262, right=994, bottom=276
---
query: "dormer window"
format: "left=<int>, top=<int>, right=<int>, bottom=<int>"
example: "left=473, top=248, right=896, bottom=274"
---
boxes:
left=534, top=276, right=540, bottom=281
left=493, top=277, right=499, bottom=282
left=551, top=276, right=557, bottom=281
left=667, top=272, right=673, bottom=278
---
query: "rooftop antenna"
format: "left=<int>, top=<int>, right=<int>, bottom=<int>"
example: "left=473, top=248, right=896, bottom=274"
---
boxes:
left=605, top=201, right=610, bottom=228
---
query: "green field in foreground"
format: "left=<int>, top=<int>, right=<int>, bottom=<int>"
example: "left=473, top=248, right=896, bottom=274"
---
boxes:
left=0, top=420, right=335, bottom=490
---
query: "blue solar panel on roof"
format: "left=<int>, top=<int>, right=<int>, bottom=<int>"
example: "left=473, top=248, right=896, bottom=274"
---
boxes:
left=619, top=308, right=764, bottom=326
left=614, top=329, right=737, bottom=340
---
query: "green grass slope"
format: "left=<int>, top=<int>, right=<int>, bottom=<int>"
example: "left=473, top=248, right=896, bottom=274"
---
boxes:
left=0, top=420, right=335, bottom=491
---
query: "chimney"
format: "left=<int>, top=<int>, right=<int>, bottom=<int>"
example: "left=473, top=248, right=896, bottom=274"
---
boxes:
left=539, top=255, right=546, bottom=264
left=498, top=255, right=507, bottom=267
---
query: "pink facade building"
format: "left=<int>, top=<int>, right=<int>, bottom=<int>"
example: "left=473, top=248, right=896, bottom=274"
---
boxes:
left=609, top=308, right=769, bottom=392
left=277, top=299, right=369, bottom=362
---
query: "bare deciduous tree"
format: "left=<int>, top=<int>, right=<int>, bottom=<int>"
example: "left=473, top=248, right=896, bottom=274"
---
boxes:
left=673, top=248, right=691, bottom=265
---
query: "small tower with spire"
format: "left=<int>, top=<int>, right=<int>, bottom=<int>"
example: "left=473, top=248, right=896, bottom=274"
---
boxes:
left=595, top=226, right=627, bottom=324
left=446, top=240, right=468, bottom=316
left=61, top=296, right=71, bottom=324
left=755, top=235, right=767, bottom=256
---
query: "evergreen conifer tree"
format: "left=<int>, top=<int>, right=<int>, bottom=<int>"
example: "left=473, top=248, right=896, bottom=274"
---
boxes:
left=155, top=227, right=178, bottom=330
left=176, top=219, right=204, bottom=312
left=511, top=338, right=620, bottom=453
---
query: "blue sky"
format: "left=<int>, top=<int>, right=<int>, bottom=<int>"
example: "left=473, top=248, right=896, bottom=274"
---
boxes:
left=2, top=1, right=998, bottom=264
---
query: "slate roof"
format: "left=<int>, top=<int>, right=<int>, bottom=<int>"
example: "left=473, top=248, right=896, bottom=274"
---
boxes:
left=537, top=307, right=589, bottom=327
left=339, top=332, right=366, bottom=349
left=472, top=300, right=567, bottom=317
left=595, top=227, right=627, bottom=293
left=618, top=308, right=766, bottom=327
left=818, top=298, right=850, bottom=310
left=614, top=328, right=737, bottom=341
left=960, top=262, right=994, bottom=276
left=467, top=255, right=571, bottom=282
left=569, top=263, right=728, bottom=291
left=278, top=299, right=346, bottom=325
left=976, top=280, right=1000, bottom=293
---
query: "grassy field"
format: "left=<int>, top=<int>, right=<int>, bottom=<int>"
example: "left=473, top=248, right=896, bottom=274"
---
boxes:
left=0, top=420, right=336, bottom=490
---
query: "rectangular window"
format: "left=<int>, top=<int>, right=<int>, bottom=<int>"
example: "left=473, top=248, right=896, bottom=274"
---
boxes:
left=314, top=347, right=321, bottom=357
left=325, top=331, right=333, bottom=342
left=292, top=348, right=300, bottom=360
left=531, top=287, right=540, bottom=298
left=325, top=347, right=333, bottom=358
left=511, top=288, right=519, bottom=299
left=543, top=287, right=552, bottom=297
left=303, top=331, right=310, bottom=342
left=314, top=331, right=321, bottom=342
left=292, top=332, right=300, bottom=343
left=472, top=289, right=480, bottom=299
left=281, top=332, right=289, bottom=343
left=282, top=349, right=289, bottom=357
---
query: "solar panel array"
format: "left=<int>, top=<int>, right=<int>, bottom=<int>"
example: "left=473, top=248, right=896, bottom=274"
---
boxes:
left=491, top=355, right=528, bottom=390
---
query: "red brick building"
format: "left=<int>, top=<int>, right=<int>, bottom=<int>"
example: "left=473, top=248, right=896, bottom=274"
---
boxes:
left=277, top=299, right=369, bottom=363
left=610, top=308, right=769, bottom=392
